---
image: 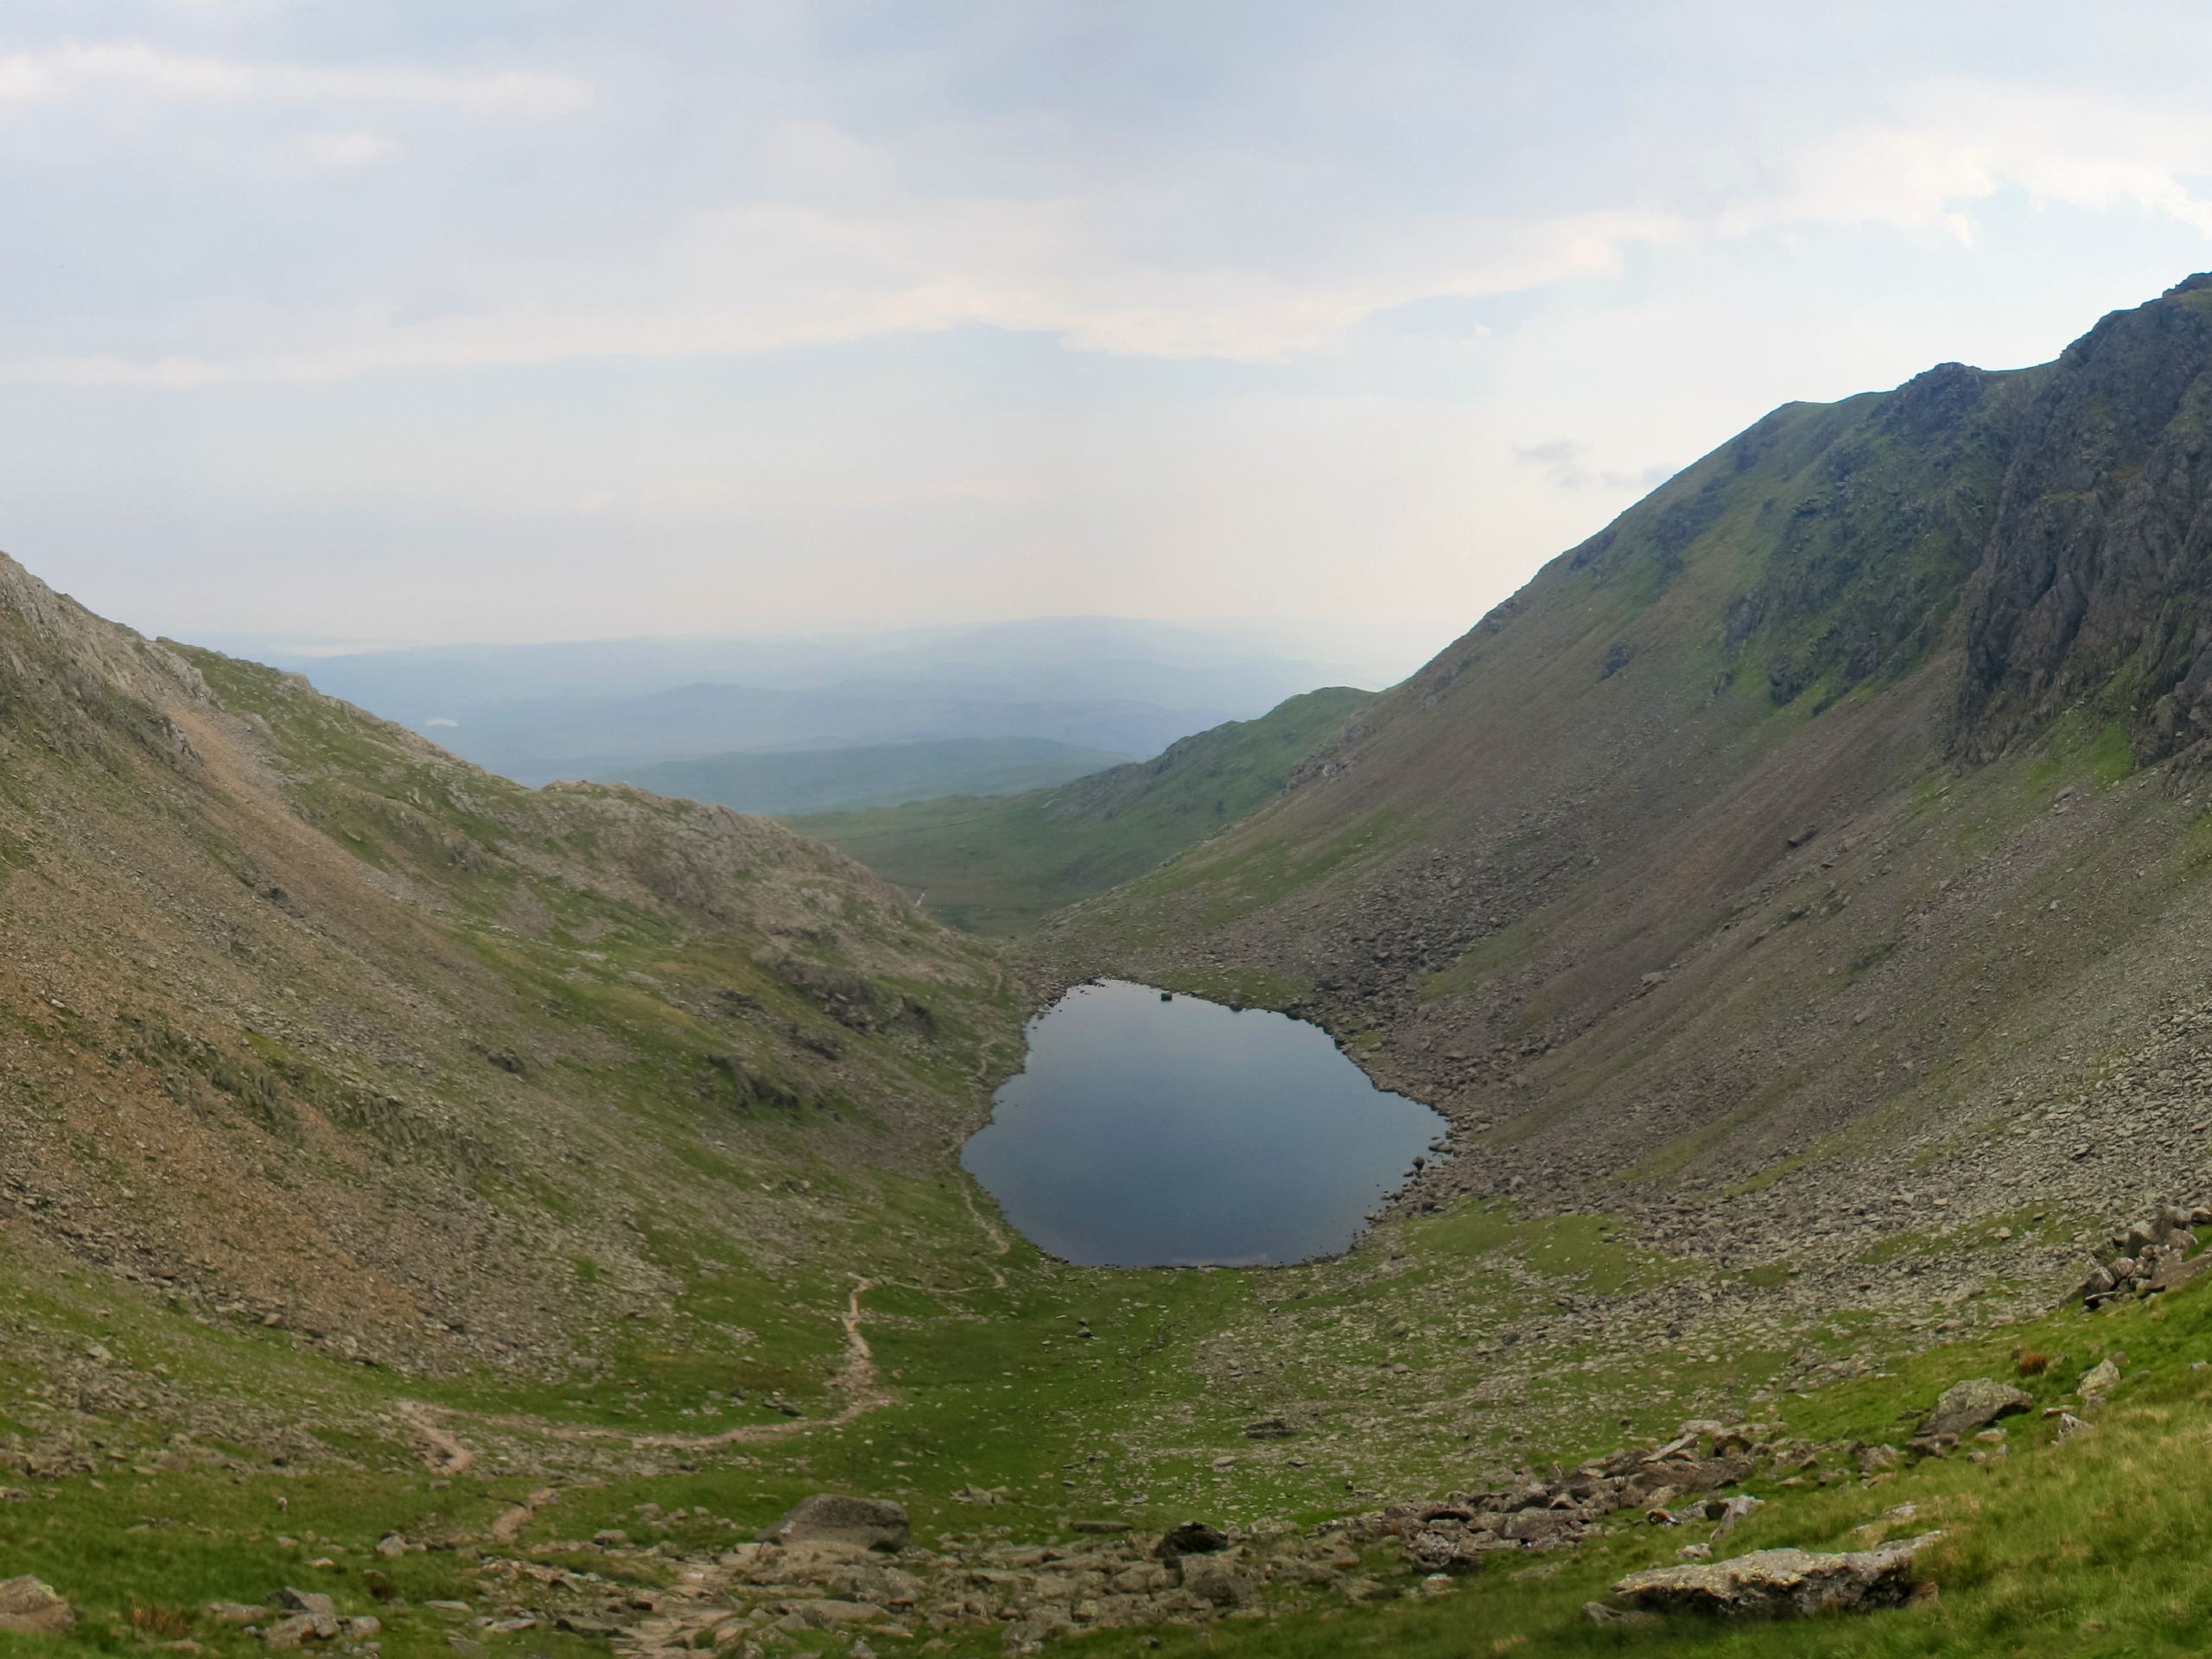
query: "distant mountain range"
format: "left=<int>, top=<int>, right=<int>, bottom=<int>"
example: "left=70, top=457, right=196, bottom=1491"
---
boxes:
left=258, top=616, right=1417, bottom=798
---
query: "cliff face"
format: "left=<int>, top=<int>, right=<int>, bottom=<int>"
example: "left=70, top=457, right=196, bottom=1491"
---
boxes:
left=1958, top=275, right=2212, bottom=760
left=0, top=553, right=209, bottom=763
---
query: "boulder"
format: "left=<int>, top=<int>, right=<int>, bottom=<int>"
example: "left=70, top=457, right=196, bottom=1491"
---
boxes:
left=1919, top=1379, right=2031, bottom=1440
left=1660, top=1454, right=1755, bottom=1494
left=0, top=1577, right=73, bottom=1636
left=1611, top=1535, right=1939, bottom=1618
left=1154, top=1521, right=1230, bottom=1558
left=1498, top=1509, right=1581, bottom=1546
left=262, top=1614, right=325, bottom=1651
left=2079, top=1358, right=2121, bottom=1402
left=2147, top=1251, right=2209, bottom=1294
left=1177, top=1549, right=1260, bottom=1607
left=276, top=1588, right=337, bottom=1621
left=1708, top=1494, right=1764, bottom=1539
left=761, top=1494, right=910, bottom=1553
left=1405, top=1525, right=1488, bottom=1574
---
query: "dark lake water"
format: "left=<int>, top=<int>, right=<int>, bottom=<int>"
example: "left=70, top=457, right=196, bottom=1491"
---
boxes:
left=962, top=979, right=1447, bottom=1268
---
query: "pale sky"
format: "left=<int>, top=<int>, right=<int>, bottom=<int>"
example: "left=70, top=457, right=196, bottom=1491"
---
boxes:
left=10, top=2, right=2212, bottom=651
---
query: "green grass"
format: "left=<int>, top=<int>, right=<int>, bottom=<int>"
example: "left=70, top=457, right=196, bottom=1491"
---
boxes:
left=912, top=1270, right=2212, bottom=1658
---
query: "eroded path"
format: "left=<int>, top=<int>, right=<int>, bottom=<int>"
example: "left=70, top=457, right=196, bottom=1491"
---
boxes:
left=396, top=1182, right=1020, bottom=1525
left=395, top=1399, right=477, bottom=1477
left=630, top=1276, right=887, bottom=1449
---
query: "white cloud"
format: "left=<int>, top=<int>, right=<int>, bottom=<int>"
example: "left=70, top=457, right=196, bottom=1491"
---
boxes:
left=0, top=40, right=589, bottom=115
left=1515, top=440, right=1676, bottom=495
left=301, top=130, right=395, bottom=168
left=1, top=58, right=2210, bottom=391
left=1722, top=80, right=2212, bottom=244
left=0, top=195, right=1691, bottom=384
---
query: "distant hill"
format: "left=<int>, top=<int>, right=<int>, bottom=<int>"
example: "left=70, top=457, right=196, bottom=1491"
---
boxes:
left=791, top=686, right=1372, bottom=932
left=261, top=616, right=1421, bottom=788
left=610, top=734, right=1134, bottom=815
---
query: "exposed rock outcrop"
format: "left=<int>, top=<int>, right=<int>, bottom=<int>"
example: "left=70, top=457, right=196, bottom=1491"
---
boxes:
left=1605, top=1534, right=1939, bottom=1619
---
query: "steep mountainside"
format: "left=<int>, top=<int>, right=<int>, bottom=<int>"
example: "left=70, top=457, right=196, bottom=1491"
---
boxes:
left=794, top=687, right=1371, bottom=932
left=1057, top=275, right=2212, bottom=1262
left=1, top=550, right=1022, bottom=1379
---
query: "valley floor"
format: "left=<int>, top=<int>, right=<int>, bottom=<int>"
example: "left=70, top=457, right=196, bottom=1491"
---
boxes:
left=7, top=1089, right=2206, bottom=1657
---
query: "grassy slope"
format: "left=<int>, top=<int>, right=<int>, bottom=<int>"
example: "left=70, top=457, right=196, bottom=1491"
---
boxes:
left=607, top=735, right=1135, bottom=816
left=791, top=687, right=1372, bottom=932
left=0, top=564, right=1024, bottom=1459
left=931, top=1269, right=2212, bottom=1658
left=8, top=1118, right=2211, bottom=1658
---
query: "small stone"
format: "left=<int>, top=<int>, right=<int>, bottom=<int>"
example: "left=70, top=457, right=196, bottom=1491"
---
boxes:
left=2079, top=1357, right=2122, bottom=1402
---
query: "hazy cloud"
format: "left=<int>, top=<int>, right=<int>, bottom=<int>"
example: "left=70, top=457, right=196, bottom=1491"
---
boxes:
left=6, top=68, right=2212, bottom=385
left=299, top=130, right=395, bottom=168
left=7, top=3, right=2212, bottom=647
left=1516, top=441, right=1675, bottom=495
left=0, top=40, right=588, bottom=113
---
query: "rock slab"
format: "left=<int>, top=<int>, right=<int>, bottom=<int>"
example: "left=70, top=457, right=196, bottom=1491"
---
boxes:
left=1611, top=1535, right=1938, bottom=1619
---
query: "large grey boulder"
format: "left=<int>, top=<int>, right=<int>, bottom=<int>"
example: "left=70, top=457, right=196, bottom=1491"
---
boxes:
left=1920, top=1378, right=2031, bottom=1440
left=0, top=1577, right=73, bottom=1636
left=761, top=1494, right=910, bottom=1552
left=1611, top=1534, right=1939, bottom=1618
